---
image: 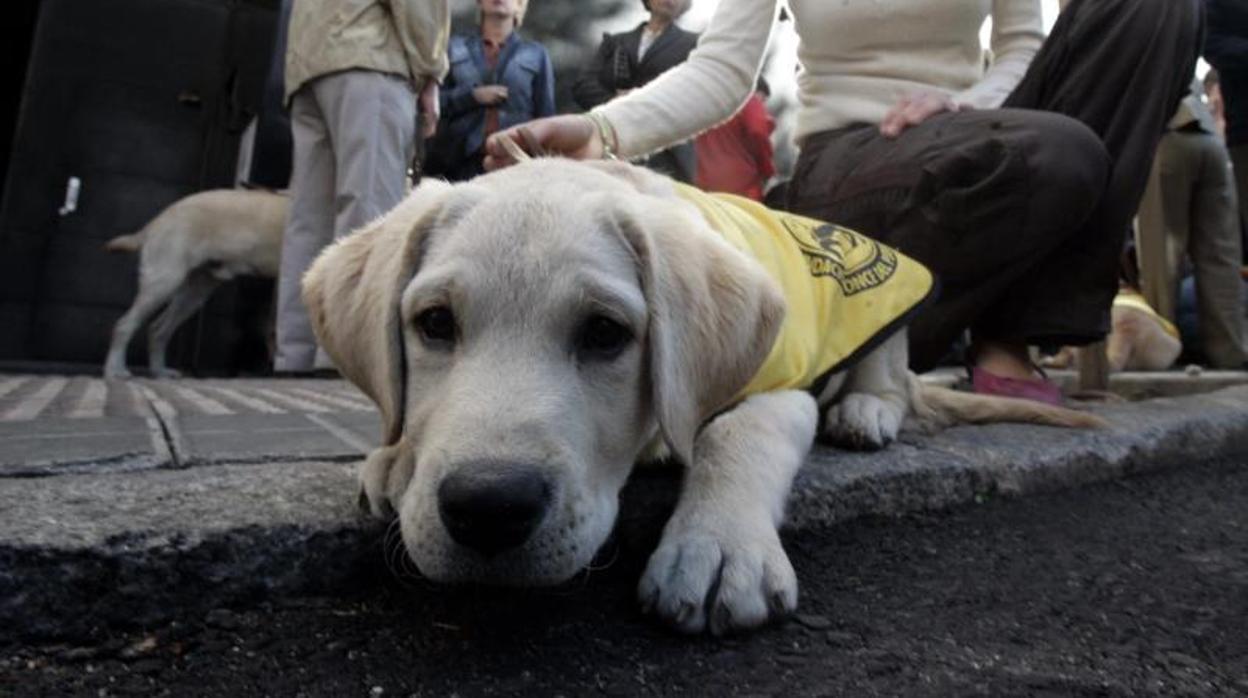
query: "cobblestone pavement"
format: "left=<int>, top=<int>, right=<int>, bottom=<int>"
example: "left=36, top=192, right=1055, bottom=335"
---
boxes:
left=0, top=375, right=380, bottom=475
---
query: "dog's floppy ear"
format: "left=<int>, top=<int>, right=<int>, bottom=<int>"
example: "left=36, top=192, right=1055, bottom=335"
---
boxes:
left=302, top=180, right=453, bottom=445
left=613, top=202, right=785, bottom=466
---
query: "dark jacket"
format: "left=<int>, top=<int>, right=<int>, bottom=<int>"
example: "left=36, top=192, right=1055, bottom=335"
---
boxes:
left=429, top=31, right=555, bottom=179
left=573, top=22, right=699, bottom=183
left=1206, top=0, right=1248, bottom=146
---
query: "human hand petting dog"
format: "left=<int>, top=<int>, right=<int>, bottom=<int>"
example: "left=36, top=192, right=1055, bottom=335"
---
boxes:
left=484, top=114, right=604, bottom=169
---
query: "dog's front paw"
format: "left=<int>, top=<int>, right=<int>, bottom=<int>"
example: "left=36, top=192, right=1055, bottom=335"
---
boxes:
left=358, top=444, right=411, bottom=519
left=639, top=516, right=797, bottom=635
left=822, top=392, right=904, bottom=450
left=151, top=368, right=182, bottom=379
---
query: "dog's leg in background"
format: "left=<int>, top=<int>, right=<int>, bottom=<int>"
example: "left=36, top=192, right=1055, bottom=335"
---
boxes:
left=104, top=269, right=185, bottom=379
left=639, top=390, right=818, bottom=635
left=147, top=269, right=221, bottom=378
left=821, top=331, right=910, bottom=449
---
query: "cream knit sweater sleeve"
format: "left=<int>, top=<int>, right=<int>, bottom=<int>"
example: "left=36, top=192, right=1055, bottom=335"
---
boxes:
left=595, top=0, right=782, bottom=160
left=954, top=0, right=1043, bottom=109
left=594, top=0, right=1044, bottom=160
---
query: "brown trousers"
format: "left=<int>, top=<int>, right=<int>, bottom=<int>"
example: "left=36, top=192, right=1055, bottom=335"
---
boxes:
left=786, top=0, right=1204, bottom=371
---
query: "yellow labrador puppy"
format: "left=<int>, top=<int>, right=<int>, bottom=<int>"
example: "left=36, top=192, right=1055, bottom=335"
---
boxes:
left=303, top=159, right=1101, bottom=635
left=103, top=189, right=288, bottom=378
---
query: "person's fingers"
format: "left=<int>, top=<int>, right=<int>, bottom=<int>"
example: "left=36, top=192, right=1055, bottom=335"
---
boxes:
left=882, top=93, right=957, bottom=138
left=484, top=124, right=543, bottom=170
left=418, top=81, right=440, bottom=138
left=879, top=96, right=912, bottom=137
left=484, top=115, right=598, bottom=171
left=901, top=97, right=936, bottom=126
left=518, top=126, right=546, bottom=157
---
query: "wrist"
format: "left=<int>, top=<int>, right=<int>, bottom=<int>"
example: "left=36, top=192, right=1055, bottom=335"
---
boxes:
left=584, top=111, right=620, bottom=160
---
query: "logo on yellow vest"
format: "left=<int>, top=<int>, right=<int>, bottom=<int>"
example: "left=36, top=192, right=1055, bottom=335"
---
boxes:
left=781, top=216, right=898, bottom=296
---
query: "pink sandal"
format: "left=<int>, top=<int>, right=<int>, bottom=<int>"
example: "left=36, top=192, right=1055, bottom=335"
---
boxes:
left=970, top=366, right=1063, bottom=406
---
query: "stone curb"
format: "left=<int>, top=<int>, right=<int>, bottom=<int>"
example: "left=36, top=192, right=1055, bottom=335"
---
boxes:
left=3, top=386, right=1248, bottom=641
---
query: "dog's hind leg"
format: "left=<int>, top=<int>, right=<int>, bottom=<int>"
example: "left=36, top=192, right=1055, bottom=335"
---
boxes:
left=639, top=389, right=818, bottom=635
left=104, top=270, right=184, bottom=379
left=821, top=331, right=910, bottom=450
left=147, top=269, right=220, bottom=378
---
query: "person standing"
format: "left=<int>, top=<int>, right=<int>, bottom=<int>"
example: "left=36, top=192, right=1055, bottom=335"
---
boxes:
left=274, top=0, right=449, bottom=374
left=426, top=0, right=554, bottom=182
left=573, top=0, right=699, bottom=183
left=1135, top=83, right=1248, bottom=368
left=1205, top=0, right=1248, bottom=261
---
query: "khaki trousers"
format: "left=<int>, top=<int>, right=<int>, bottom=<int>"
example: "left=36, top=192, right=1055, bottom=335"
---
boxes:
left=1137, top=129, right=1247, bottom=368
left=274, top=70, right=415, bottom=372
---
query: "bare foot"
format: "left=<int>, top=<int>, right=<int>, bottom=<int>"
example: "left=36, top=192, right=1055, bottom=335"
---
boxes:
left=972, top=340, right=1037, bottom=380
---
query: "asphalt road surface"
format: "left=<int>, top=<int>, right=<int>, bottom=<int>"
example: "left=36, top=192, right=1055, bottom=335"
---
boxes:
left=4, top=458, right=1246, bottom=697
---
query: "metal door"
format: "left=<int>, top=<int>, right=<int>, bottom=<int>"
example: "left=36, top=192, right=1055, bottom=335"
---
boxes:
left=0, top=0, right=279, bottom=374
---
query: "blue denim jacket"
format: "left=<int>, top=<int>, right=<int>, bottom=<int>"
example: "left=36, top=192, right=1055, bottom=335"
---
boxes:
left=436, top=32, right=556, bottom=168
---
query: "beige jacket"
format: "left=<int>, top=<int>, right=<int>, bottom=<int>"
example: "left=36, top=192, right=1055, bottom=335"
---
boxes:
left=285, top=0, right=450, bottom=104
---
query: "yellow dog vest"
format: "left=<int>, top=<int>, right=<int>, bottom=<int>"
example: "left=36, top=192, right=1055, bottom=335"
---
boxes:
left=675, top=184, right=937, bottom=397
left=1113, top=290, right=1179, bottom=340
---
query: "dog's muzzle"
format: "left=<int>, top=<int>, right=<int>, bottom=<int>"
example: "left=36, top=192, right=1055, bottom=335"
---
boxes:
left=437, top=461, right=553, bottom=556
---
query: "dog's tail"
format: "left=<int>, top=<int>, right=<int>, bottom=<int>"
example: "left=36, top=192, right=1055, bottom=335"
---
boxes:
left=908, top=374, right=1108, bottom=430
left=104, top=230, right=146, bottom=253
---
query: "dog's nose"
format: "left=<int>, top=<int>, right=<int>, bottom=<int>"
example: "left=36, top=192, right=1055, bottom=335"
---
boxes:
left=437, top=461, right=553, bottom=556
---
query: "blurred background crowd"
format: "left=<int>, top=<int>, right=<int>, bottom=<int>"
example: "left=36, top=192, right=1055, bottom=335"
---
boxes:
left=0, top=0, right=1243, bottom=384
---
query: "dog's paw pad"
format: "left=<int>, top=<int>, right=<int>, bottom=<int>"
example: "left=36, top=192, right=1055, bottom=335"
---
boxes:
left=638, top=524, right=797, bottom=635
left=822, top=393, right=903, bottom=450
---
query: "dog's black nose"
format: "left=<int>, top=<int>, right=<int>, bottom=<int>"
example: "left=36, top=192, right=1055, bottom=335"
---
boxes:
left=437, top=461, right=553, bottom=556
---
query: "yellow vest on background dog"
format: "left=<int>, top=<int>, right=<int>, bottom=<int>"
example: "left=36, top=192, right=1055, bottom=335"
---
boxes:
left=1112, top=289, right=1179, bottom=340
left=675, top=184, right=937, bottom=398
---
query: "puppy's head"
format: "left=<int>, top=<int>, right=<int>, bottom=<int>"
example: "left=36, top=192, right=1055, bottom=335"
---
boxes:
left=303, top=159, right=783, bottom=585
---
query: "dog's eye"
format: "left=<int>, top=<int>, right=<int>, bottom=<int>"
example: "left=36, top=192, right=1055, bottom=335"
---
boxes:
left=578, top=315, right=632, bottom=359
left=416, top=306, right=457, bottom=346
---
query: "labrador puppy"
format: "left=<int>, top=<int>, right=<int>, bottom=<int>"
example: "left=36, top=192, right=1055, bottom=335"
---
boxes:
left=1043, top=290, right=1182, bottom=373
left=303, top=159, right=1103, bottom=635
left=103, top=189, right=288, bottom=378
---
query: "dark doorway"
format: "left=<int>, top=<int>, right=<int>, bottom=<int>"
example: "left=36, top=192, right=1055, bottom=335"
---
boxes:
left=0, top=0, right=281, bottom=375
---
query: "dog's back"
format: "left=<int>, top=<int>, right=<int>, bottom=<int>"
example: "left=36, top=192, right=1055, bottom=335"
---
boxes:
left=105, top=189, right=289, bottom=276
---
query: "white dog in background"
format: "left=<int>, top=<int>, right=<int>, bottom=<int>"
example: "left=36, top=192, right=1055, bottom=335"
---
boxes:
left=103, top=189, right=288, bottom=379
left=303, top=158, right=1103, bottom=635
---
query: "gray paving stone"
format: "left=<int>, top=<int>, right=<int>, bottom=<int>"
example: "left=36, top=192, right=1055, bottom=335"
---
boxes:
left=0, top=416, right=165, bottom=475
left=0, top=375, right=383, bottom=469
left=174, top=413, right=374, bottom=465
